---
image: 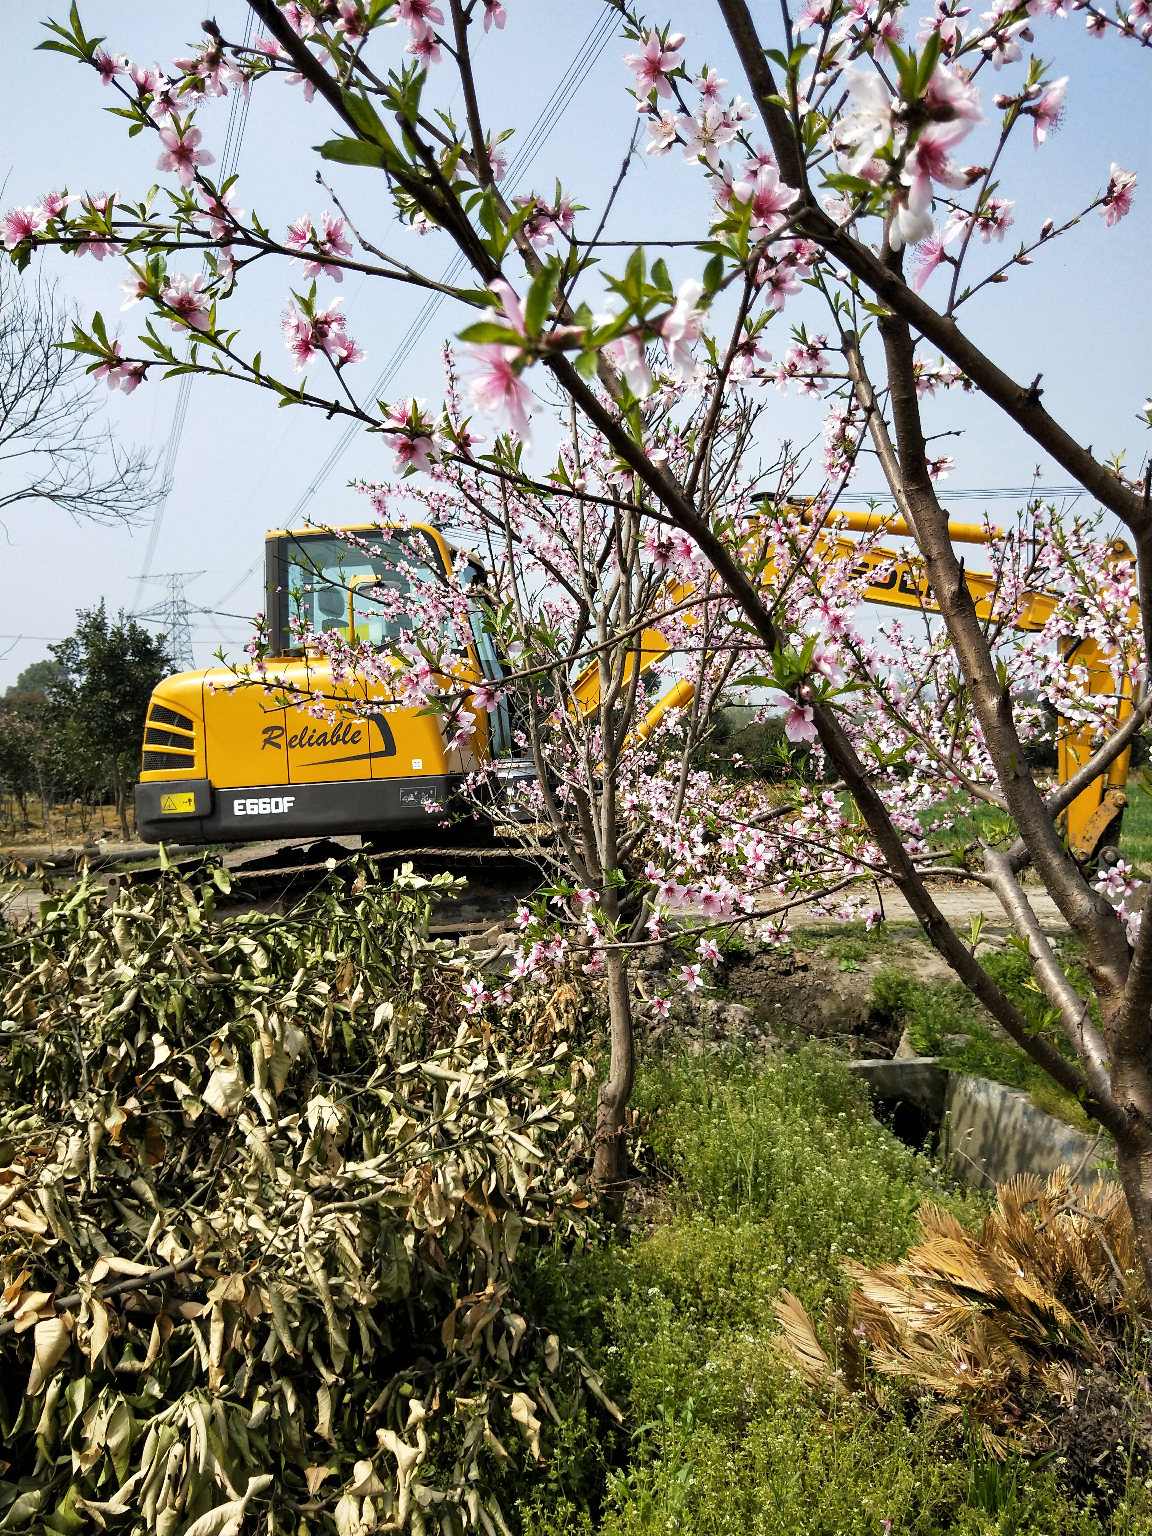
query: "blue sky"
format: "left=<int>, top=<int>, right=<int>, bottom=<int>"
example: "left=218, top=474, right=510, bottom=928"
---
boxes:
left=1, top=0, right=1148, bottom=687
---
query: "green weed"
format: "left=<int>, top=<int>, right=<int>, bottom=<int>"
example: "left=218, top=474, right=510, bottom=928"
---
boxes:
left=513, top=1052, right=1147, bottom=1535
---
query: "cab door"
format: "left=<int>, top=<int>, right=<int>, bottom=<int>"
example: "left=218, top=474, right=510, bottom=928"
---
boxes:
left=280, top=656, right=379, bottom=784
left=202, top=675, right=287, bottom=790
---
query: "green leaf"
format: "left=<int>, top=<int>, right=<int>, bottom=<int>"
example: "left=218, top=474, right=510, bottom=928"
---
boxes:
left=314, top=137, right=386, bottom=169
left=523, top=265, right=560, bottom=338
left=457, top=321, right=525, bottom=345
left=624, top=245, right=646, bottom=300
left=916, top=32, right=942, bottom=95
left=702, top=254, right=724, bottom=293
left=341, top=90, right=394, bottom=149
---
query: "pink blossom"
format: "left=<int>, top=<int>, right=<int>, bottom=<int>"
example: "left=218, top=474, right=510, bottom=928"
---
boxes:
left=755, top=258, right=803, bottom=310
left=655, top=877, right=688, bottom=908
left=38, top=190, right=73, bottom=221
left=678, top=105, right=737, bottom=169
left=282, top=297, right=366, bottom=367
left=336, top=2, right=367, bottom=39
left=927, top=455, right=955, bottom=481
left=285, top=214, right=312, bottom=255
left=391, top=433, right=437, bottom=475
left=646, top=111, right=680, bottom=156
left=574, top=888, right=597, bottom=905
left=174, top=46, right=249, bottom=99
left=483, top=0, right=506, bottom=30
left=120, top=271, right=150, bottom=309
left=161, top=273, right=213, bottom=331
left=922, top=63, right=984, bottom=128
left=489, top=278, right=528, bottom=335
left=772, top=693, right=819, bottom=743
left=282, top=3, right=317, bottom=37
left=1100, top=164, right=1137, bottom=225
left=698, top=937, right=721, bottom=963
left=156, top=125, right=214, bottom=188
left=834, top=68, right=897, bottom=175
left=623, top=31, right=683, bottom=100
left=892, top=122, right=978, bottom=249
left=693, top=67, right=728, bottom=102
left=970, top=197, right=1014, bottom=241
left=196, top=184, right=244, bottom=241
left=398, top=0, right=444, bottom=39
left=650, top=995, right=671, bottom=1019
left=679, top=963, right=704, bottom=992
left=795, top=0, right=833, bottom=25
left=284, top=45, right=325, bottom=100
left=93, top=49, right=127, bottom=86
left=732, top=163, right=798, bottom=231
left=1030, top=76, right=1067, bottom=147
left=1085, top=10, right=1109, bottom=33
left=406, top=32, right=442, bottom=67
left=466, top=345, right=535, bottom=446
left=910, top=228, right=948, bottom=291
left=461, top=976, right=488, bottom=1014
left=810, top=639, right=846, bottom=687
left=3, top=205, right=46, bottom=249
left=75, top=205, right=123, bottom=262
left=602, top=331, right=652, bottom=398
left=661, top=278, right=707, bottom=383
left=129, top=62, right=163, bottom=95
left=92, top=341, right=145, bottom=394
left=286, top=211, right=353, bottom=279
left=979, top=17, right=1030, bottom=68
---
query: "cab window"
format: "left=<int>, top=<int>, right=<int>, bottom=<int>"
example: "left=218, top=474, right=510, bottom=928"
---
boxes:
left=285, top=531, right=442, bottom=648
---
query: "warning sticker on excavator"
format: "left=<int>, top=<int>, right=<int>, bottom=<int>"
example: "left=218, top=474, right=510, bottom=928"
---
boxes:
left=160, top=793, right=196, bottom=815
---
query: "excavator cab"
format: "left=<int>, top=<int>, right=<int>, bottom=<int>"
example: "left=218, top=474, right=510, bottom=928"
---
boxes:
left=134, top=521, right=527, bottom=845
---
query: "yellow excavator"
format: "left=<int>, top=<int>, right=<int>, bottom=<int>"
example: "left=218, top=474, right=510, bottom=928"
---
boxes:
left=134, top=520, right=531, bottom=845
left=137, top=512, right=1136, bottom=861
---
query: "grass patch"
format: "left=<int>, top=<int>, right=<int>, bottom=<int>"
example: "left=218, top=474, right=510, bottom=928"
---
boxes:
left=1120, top=778, right=1152, bottom=878
left=519, top=1050, right=1145, bottom=1535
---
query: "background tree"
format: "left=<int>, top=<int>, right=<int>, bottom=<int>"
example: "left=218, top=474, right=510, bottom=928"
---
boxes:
left=0, top=267, right=162, bottom=525
left=3, top=659, right=66, bottom=698
left=46, top=603, right=171, bottom=840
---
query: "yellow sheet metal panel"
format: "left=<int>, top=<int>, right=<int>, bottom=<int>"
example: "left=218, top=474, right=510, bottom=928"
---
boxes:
left=198, top=666, right=287, bottom=790
left=138, top=673, right=205, bottom=782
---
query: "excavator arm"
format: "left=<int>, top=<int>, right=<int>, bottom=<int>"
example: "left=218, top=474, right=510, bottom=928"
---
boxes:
left=570, top=510, right=1138, bottom=863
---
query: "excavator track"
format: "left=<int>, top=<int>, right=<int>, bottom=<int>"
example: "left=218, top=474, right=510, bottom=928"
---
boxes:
left=88, top=835, right=551, bottom=936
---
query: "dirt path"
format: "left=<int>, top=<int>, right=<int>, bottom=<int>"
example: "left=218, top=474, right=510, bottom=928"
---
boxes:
left=791, top=884, right=1068, bottom=933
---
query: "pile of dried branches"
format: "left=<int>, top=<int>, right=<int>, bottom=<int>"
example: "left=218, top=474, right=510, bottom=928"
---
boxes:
left=775, top=1170, right=1151, bottom=1497
left=0, top=855, right=618, bottom=1535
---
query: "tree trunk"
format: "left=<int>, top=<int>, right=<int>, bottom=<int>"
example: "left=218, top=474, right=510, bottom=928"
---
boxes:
left=593, top=947, right=635, bottom=1223
left=1112, top=1128, right=1152, bottom=1295
left=112, top=759, right=130, bottom=842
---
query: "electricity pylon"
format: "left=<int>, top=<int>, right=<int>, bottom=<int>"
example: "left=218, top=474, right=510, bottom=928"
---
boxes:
left=131, top=571, right=204, bottom=672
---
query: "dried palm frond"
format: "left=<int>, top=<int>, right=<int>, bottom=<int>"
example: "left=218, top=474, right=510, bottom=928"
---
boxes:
left=774, top=1168, right=1149, bottom=1473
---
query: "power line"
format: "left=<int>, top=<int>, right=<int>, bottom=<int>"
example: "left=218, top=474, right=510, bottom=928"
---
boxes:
left=131, top=11, right=256, bottom=619
left=285, top=11, right=619, bottom=524
left=215, top=6, right=618, bottom=614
